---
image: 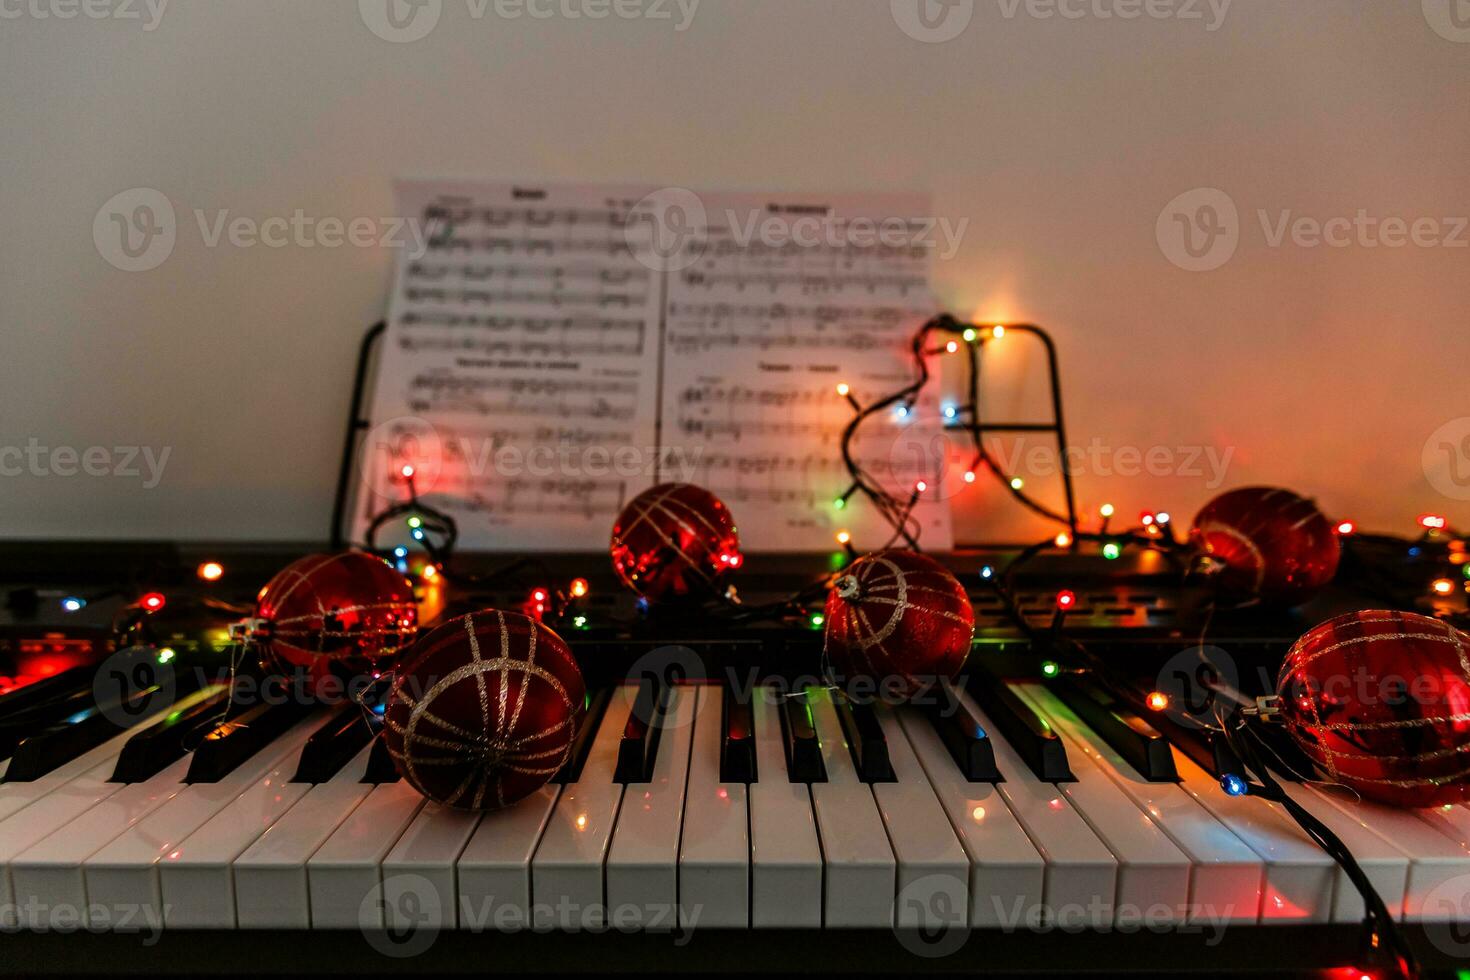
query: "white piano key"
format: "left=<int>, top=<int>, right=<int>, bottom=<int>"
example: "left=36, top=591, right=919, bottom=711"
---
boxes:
left=456, top=783, right=562, bottom=932
left=1157, top=734, right=1336, bottom=922
left=1272, top=783, right=1409, bottom=923
left=159, top=745, right=329, bottom=927
left=806, top=687, right=896, bottom=927
left=9, top=754, right=195, bottom=930
left=605, top=685, right=695, bottom=931
left=678, top=686, right=749, bottom=929
left=83, top=712, right=323, bottom=927
left=381, top=803, right=483, bottom=931
left=747, top=687, right=822, bottom=928
left=1007, top=684, right=1201, bottom=925
left=895, top=708, right=1045, bottom=929
left=0, top=756, right=126, bottom=926
left=531, top=685, right=633, bottom=930
left=1014, top=683, right=1263, bottom=925
left=869, top=705, right=969, bottom=930
left=307, top=780, right=425, bottom=929
left=233, top=744, right=377, bottom=928
left=1305, top=792, right=1470, bottom=921
left=0, top=685, right=222, bottom=824
left=955, top=685, right=1117, bottom=928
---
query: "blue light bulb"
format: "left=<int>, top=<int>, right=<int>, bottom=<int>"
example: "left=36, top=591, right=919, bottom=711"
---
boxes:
left=1221, top=773, right=1248, bottom=797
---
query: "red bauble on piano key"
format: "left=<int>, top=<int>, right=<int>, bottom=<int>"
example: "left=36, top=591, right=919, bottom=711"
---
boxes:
left=1190, top=486, right=1340, bottom=606
left=610, top=483, right=742, bottom=600
left=383, top=609, right=586, bottom=810
left=1277, top=610, right=1470, bottom=807
left=251, top=551, right=417, bottom=687
left=823, top=550, right=974, bottom=700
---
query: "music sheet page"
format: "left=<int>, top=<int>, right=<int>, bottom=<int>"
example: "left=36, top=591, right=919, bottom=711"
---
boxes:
left=359, top=179, right=954, bottom=553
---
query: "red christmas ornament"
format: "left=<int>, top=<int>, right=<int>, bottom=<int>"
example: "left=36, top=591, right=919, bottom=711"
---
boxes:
left=609, top=483, right=742, bottom=600
left=823, top=550, right=974, bottom=700
left=383, top=609, right=586, bottom=810
left=1277, top=610, right=1470, bottom=807
left=1190, top=486, right=1341, bottom=606
left=251, top=552, right=417, bottom=687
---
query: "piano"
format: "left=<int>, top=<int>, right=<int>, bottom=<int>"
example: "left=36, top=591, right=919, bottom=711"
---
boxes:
left=2, top=544, right=1466, bottom=976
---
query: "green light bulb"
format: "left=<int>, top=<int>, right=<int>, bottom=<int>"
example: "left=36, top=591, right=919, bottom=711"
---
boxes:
left=1102, top=542, right=1121, bottom=560
left=1041, top=661, right=1059, bottom=678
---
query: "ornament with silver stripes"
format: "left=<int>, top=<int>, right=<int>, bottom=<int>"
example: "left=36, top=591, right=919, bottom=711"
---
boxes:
left=1190, top=486, right=1341, bottom=606
left=250, top=551, right=417, bottom=691
left=1277, top=610, right=1470, bottom=807
left=383, top=609, right=586, bottom=810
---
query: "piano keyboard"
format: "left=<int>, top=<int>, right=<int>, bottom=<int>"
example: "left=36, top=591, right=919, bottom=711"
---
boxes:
left=5, top=678, right=1470, bottom=933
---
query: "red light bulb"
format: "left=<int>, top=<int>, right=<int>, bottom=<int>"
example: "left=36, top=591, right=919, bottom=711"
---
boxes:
left=1055, top=590, right=1077, bottom=610
left=140, top=592, right=166, bottom=612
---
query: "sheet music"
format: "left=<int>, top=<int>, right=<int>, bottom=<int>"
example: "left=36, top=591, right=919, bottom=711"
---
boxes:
left=359, top=179, right=953, bottom=552
left=660, top=190, right=951, bottom=549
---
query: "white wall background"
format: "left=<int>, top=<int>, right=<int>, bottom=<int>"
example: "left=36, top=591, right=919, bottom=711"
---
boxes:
left=2, top=0, right=1467, bottom=544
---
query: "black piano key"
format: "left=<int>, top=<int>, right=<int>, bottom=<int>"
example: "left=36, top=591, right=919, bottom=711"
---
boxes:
left=363, top=734, right=401, bottom=783
left=1139, top=707, right=1257, bottom=781
left=720, top=684, right=756, bottom=784
left=111, top=688, right=231, bottom=783
left=962, top=668, right=1074, bottom=782
left=1053, top=678, right=1178, bottom=782
left=615, top=678, right=668, bottom=784
left=291, top=705, right=375, bottom=784
left=552, top=688, right=611, bottom=785
left=0, top=666, right=92, bottom=723
left=924, top=680, right=1001, bottom=782
left=185, top=700, right=313, bottom=784
left=834, top=695, right=895, bottom=783
left=4, top=675, right=177, bottom=782
left=779, top=691, right=826, bottom=783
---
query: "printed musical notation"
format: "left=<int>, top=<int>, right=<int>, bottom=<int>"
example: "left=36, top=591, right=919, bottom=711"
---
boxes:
left=358, top=179, right=953, bottom=552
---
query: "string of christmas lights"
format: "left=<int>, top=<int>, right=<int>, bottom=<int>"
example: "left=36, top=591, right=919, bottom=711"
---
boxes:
left=833, top=313, right=1078, bottom=554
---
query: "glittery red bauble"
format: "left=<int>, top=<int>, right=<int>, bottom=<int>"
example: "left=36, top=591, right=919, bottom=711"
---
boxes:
left=609, top=483, right=742, bottom=600
left=253, top=552, right=417, bottom=685
left=1277, top=610, right=1470, bottom=807
left=383, top=609, right=586, bottom=810
left=1190, top=487, right=1341, bottom=606
left=823, top=550, right=974, bottom=700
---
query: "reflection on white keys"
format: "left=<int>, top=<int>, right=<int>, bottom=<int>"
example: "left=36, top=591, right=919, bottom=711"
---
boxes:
left=894, top=707, right=1045, bottom=928
left=747, top=688, right=822, bottom=927
left=678, top=686, right=749, bottom=928
left=233, top=743, right=377, bottom=929
left=1014, top=683, right=1263, bottom=925
left=806, top=688, right=896, bottom=927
